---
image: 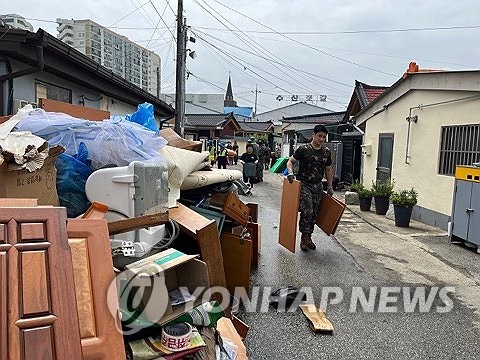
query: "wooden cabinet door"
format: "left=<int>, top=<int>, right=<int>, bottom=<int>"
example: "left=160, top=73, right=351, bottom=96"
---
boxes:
left=278, top=178, right=301, bottom=253
left=0, top=207, right=82, bottom=360
left=220, top=233, right=252, bottom=295
left=67, top=219, right=126, bottom=360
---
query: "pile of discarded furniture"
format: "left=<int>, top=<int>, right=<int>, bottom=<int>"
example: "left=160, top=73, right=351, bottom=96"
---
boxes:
left=0, top=103, right=258, bottom=359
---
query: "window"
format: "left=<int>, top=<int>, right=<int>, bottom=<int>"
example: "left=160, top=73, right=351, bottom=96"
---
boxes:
left=439, top=124, right=480, bottom=175
left=35, top=81, right=72, bottom=103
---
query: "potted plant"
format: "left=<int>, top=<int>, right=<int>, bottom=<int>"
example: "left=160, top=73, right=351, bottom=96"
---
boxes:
left=357, top=187, right=373, bottom=211
left=371, top=179, right=395, bottom=215
left=350, top=180, right=363, bottom=193
left=390, top=188, right=418, bottom=227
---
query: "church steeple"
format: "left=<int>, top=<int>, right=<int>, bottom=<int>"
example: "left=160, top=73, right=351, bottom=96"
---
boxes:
left=224, top=75, right=237, bottom=107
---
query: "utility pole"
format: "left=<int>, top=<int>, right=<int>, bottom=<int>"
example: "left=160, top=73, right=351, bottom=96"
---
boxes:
left=174, top=0, right=186, bottom=137
left=253, top=85, right=261, bottom=120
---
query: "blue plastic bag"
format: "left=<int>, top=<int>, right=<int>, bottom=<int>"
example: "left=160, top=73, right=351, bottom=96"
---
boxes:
left=56, top=143, right=93, bottom=217
left=126, top=102, right=157, bottom=133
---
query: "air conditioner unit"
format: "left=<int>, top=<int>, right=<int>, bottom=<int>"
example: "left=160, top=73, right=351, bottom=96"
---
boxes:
left=13, top=99, right=38, bottom=114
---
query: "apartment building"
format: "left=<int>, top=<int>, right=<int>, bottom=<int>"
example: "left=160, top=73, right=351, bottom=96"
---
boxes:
left=56, top=18, right=161, bottom=96
left=0, top=14, right=33, bottom=31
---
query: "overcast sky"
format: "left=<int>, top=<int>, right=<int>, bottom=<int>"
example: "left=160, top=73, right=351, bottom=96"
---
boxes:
left=3, top=0, right=480, bottom=113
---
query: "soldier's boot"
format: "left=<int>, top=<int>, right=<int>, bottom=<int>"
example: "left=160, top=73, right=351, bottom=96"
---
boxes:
left=300, top=233, right=310, bottom=251
left=304, top=233, right=316, bottom=250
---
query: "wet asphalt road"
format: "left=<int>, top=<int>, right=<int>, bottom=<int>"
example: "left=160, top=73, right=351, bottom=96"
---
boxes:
left=233, top=167, right=480, bottom=360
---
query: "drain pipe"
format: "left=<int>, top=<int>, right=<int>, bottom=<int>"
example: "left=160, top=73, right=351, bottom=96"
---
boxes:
left=405, top=105, right=420, bottom=164
left=0, top=56, right=13, bottom=115
left=404, top=94, right=480, bottom=165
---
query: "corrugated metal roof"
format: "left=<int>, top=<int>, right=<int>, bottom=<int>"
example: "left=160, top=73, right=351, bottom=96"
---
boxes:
left=224, top=106, right=253, bottom=118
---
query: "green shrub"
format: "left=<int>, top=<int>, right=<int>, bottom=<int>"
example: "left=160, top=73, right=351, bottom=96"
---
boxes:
left=371, top=179, right=395, bottom=197
left=350, top=180, right=364, bottom=193
left=390, top=188, right=418, bottom=206
left=357, top=188, right=373, bottom=198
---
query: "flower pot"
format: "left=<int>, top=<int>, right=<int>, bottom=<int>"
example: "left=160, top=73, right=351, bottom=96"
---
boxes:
left=374, top=195, right=390, bottom=215
left=359, top=196, right=372, bottom=211
left=394, top=205, right=413, bottom=227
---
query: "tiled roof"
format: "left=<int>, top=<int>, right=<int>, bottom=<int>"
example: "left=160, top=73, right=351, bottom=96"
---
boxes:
left=364, top=87, right=387, bottom=103
left=282, top=111, right=346, bottom=124
left=355, top=81, right=389, bottom=109
left=343, top=81, right=390, bottom=121
left=185, top=113, right=233, bottom=127
left=238, top=121, right=273, bottom=132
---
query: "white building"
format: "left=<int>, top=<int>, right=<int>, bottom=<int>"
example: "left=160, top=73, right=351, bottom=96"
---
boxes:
left=56, top=18, right=161, bottom=96
left=0, top=14, right=33, bottom=31
left=160, top=93, right=225, bottom=114
left=355, top=66, right=480, bottom=230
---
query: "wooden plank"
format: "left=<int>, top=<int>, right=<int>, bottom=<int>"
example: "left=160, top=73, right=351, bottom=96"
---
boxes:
left=169, top=203, right=227, bottom=288
left=81, top=202, right=108, bottom=219
left=169, top=203, right=213, bottom=237
left=196, top=221, right=227, bottom=288
left=231, top=314, right=249, bottom=339
left=216, top=318, right=248, bottom=360
left=107, top=212, right=168, bottom=235
left=39, top=98, right=110, bottom=121
left=0, top=115, right=12, bottom=124
left=315, top=194, right=346, bottom=236
left=246, top=222, right=260, bottom=269
left=67, top=219, right=126, bottom=360
left=299, top=304, right=334, bottom=334
left=222, top=192, right=250, bottom=226
left=246, top=203, right=258, bottom=223
left=159, top=128, right=203, bottom=152
left=0, top=198, right=38, bottom=207
left=278, top=179, right=301, bottom=253
left=220, top=233, right=252, bottom=295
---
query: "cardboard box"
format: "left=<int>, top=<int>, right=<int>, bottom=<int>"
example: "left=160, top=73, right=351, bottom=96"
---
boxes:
left=121, top=248, right=210, bottom=325
left=0, top=146, right=63, bottom=206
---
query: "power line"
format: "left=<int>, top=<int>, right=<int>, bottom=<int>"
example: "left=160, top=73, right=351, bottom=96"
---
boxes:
left=145, top=1, right=169, bottom=49
left=193, top=28, right=351, bottom=92
left=209, top=0, right=398, bottom=77
left=193, top=38, right=348, bottom=108
left=108, top=1, right=150, bottom=27
left=192, top=24, right=480, bottom=35
left=149, top=0, right=176, bottom=41
left=163, top=0, right=177, bottom=18
left=22, top=16, right=480, bottom=35
left=194, top=27, right=476, bottom=69
left=194, top=0, right=323, bottom=95
left=194, top=30, right=350, bottom=107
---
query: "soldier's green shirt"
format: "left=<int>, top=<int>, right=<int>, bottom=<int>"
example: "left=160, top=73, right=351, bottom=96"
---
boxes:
left=293, top=144, right=332, bottom=185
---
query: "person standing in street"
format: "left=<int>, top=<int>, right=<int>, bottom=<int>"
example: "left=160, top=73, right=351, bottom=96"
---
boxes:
left=264, top=143, right=271, bottom=170
left=285, top=124, right=333, bottom=251
left=232, top=140, right=239, bottom=165
left=239, top=143, right=258, bottom=187
left=208, top=140, right=216, bottom=166
left=256, top=139, right=265, bottom=182
left=217, top=143, right=228, bottom=169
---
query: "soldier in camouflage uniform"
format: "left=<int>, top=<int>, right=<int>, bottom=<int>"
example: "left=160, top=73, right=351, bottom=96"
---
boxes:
left=286, top=124, right=333, bottom=251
